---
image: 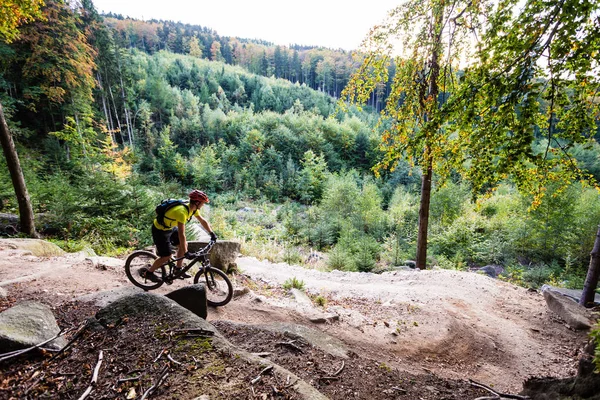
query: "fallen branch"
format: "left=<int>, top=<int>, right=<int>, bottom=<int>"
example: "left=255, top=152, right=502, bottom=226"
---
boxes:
left=166, top=354, right=183, bottom=366
left=141, top=365, right=169, bottom=400
left=332, top=361, right=345, bottom=376
left=169, top=328, right=214, bottom=337
left=391, top=386, right=407, bottom=394
left=318, top=376, right=339, bottom=381
left=49, top=321, right=89, bottom=361
left=251, top=352, right=272, bottom=358
left=77, top=350, right=103, bottom=400
left=0, top=328, right=70, bottom=362
left=469, top=379, right=530, bottom=400
left=251, top=365, right=274, bottom=385
left=117, top=375, right=141, bottom=384
left=153, top=348, right=167, bottom=363
left=24, top=372, right=45, bottom=396
left=276, top=340, right=303, bottom=353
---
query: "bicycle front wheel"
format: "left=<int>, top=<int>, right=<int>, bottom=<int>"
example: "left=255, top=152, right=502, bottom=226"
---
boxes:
left=125, top=250, right=165, bottom=291
left=194, top=267, right=233, bottom=307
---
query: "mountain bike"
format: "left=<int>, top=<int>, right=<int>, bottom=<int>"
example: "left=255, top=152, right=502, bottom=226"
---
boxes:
left=124, top=240, right=233, bottom=307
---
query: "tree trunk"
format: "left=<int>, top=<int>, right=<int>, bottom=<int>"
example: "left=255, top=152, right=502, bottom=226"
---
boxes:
left=416, top=157, right=433, bottom=269
left=579, top=224, right=600, bottom=307
left=0, top=102, right=38, bottom=238
left=97, top=72, right=115, bottom=144
left=415, top=4, right=444, bottom=270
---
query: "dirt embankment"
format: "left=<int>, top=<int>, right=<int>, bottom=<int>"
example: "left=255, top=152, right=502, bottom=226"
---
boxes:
left=0, top=240, right=591, bottom=395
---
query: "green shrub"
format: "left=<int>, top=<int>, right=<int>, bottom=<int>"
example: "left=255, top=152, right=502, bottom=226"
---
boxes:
left=314, top=295, right=327, bottom=307
left=521, top=263, right=560, bottom=289
left=327, top=245, right=354, bottom=271
left=283, top=277, right=305, bottom=290
left=590, top=323, right=600, bottom=372
left=283, top=245, right=303, bottom=265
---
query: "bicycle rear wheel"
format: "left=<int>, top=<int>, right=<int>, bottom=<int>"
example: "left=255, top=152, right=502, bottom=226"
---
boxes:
left=125, top=250, right=165, bottom=291
left=194, top=267, right=233, bottom=307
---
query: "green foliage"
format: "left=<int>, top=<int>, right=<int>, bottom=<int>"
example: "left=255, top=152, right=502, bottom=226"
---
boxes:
left=313, top=295, right=327, bottom=308
left=521, top=263, right=561, bottom=289
left=591, top=323, right=600, bottom=373
left=190, top=144, right=222, bottom=192
left=282, top=277, right=305, bottom=290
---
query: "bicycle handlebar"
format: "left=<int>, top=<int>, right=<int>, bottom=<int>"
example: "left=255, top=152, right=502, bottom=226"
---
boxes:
left=187, top=239, right=216, bottom=258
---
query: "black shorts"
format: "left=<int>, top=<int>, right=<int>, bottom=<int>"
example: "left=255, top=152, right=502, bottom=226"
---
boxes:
left=151, top=225, right=180, bottom=257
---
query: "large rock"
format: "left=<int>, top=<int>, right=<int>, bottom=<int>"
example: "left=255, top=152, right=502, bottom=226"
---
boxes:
left=188, top=240, right=241, bottom=272
left=541, top=284, right=600, bottom=305
left=166, top=284, right=208, bottom=319
left=543, top=289, right=596, bottom=330
left=0, top=238, right=65, bottom=257
left=95, top=291, right=216, bottom=334
left=0, top=301, right=67, bottom=352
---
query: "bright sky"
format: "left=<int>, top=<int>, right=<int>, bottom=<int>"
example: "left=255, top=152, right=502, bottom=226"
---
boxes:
left=91, top=0, right=401, bottom=51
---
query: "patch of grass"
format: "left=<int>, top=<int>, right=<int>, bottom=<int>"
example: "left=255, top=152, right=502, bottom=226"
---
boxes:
left=313, top=295, right=327, bottom=307
left=379, top=363, right=392, bottom=372
left=283, top=277, right=305, bottom=290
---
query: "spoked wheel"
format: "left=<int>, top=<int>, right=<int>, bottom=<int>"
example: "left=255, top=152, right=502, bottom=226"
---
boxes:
left=194, top=267, right=233, bottom=307
left=125, top=250, right=165, bottom=291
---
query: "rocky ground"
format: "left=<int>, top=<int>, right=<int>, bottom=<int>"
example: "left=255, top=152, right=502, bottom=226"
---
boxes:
left=0, top=239, right=595, bottom=399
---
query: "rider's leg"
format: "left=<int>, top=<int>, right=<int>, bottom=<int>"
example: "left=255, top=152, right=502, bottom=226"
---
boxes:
left=150, top=254, right=171, bottom=272
left=169, top=227, right=185, bottom=268
left=150, top=225, right=174, bottom=272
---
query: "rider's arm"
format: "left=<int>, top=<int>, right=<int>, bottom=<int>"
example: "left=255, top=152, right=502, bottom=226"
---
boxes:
left=177, top=221, right=187, bottom=258
left=195, top=214, right=214, bottom=237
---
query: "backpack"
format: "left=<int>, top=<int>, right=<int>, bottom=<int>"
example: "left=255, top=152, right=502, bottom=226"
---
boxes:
left=155, top=199, right=190, bottom=228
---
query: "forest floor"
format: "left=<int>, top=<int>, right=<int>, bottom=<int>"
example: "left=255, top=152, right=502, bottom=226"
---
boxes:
left=0, top=240, right=591, bottom=399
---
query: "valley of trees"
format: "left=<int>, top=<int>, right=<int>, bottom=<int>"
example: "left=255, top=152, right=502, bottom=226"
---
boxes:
left=0, top=0, right=599, bottom=309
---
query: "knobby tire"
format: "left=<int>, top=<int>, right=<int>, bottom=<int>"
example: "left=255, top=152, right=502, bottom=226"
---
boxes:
left=194, top=267, right=233, bottom=307
left=124, top=250, right=165, bottom=291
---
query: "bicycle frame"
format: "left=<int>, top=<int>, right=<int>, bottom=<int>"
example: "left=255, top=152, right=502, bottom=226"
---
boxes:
left=160, top=241, right=215, bottom=283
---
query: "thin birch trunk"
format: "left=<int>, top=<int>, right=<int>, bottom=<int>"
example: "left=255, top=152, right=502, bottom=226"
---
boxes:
left=580, top=225, right=600, bottom=307
left=97, top=72, right=115, bottom=144
left=0, top=102, right=38, bottom=238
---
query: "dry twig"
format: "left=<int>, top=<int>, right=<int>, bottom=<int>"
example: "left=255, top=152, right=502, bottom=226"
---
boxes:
left=332, top=361, right=345, bottom=376
left=169, top=328, right=214, bottom=337
left=141, top=364, right=170, bottom=400
left=49, top=321, right=89, bottom=361
left=117, top=375, right=141, bottom=384
left=0, top=328, right=70, bottom=362
left=251, top=365, right=274, bottom=384
left=469, top=379, right=530, bottom=400
left=251, top=352, right=272, bottom=357
left=77, top=350, right=103, bottom=400
left=276, top=340, right=303, bottom=353
left=166, top=354, right=183, bottom=366
left=153, top=348, right=167, bottom=363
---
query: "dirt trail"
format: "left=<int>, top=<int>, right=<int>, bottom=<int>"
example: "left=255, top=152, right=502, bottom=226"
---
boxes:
left=0, top=243, right=589, bottom=393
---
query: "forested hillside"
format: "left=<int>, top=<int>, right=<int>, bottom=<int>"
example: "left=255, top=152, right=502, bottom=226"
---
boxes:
left=0, top=0, right=599, bottom=299
left=102, top=13, right=385, bottom=104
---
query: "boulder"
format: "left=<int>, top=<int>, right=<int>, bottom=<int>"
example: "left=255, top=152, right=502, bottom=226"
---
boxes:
left=166, top=284, right=208, bottom=319
left=95, top=291, right=216, bottom=334
left=0, top=301, right=67, bottom=352
left=290, top=288, right=312, bottom=306
left=477, top=265, right=498, bottom=278
left=541, top=284, right=600, bottom=305
left=188, top=240, right=241, bottom=272
left=0, top=239, right=65, bottom=257
left=0, top=213, right=18, bottom=235
left=543, top=289, right=595, bottom=330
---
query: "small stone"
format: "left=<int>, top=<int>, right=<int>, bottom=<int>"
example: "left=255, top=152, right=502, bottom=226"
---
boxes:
left=233, top=287, right=249, bottom=298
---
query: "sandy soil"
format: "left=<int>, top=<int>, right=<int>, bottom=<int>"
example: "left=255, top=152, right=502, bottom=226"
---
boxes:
left=0, top=241, right=590, bottom=394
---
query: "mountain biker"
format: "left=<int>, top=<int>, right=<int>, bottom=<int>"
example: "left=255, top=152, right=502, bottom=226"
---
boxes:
left=141, top=189, right=217, bottom=283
